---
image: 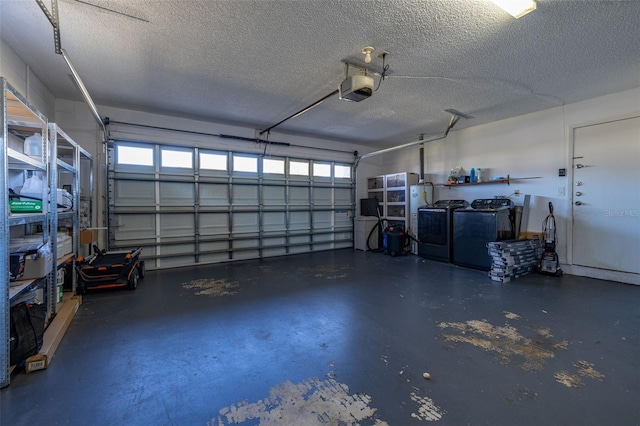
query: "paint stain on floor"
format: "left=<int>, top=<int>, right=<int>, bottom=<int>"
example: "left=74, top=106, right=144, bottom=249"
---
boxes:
left=297, top=264, right=351, bottom=280
left=573, top=360, right=605, bottom=380
left=503, top=311, right=521, bottom=320
left=210, top=377, right=381, bottom=425
left=182, top=278, right=240, bottom=297
left=209, top=377, right=444, bottom=424
left=410, top=392, right=446, bottom=421
left=440, top=314, right=604, bottom=389
left=554, top=360, right=605, bottom=387
left=438, top=319, right=559, bottom=371
left=553, top=371, right=584, bottom=388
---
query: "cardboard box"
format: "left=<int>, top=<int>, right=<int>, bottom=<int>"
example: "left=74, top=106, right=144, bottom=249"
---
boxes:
left=25, top=295, right=81, bottom=373
left=519, top=231, right=541, bottom=240
left=56, top=233, right=73, bottom=257
left=79, top=230, right=98, bottom=245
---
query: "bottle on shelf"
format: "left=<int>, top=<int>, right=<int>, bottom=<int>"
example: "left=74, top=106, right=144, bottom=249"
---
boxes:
left=476, top=168, right=482, bottom=182
left=470, top=167, right=476, bottom=183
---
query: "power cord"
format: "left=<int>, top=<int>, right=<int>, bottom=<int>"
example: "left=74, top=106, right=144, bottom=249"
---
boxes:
left=374, top=54, right=390, bottom=92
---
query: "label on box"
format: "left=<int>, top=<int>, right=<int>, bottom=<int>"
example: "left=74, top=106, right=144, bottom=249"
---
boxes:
left=9, top=200, right=43, bottom=213
left=26, top=358, right=46, bottom=372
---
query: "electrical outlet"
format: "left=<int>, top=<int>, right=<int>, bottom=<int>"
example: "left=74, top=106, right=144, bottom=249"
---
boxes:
left=514, top=189, right=520, bottom=196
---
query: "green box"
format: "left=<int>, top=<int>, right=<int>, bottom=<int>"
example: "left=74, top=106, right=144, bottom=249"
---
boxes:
left=9, top=200, right=43, bottom=213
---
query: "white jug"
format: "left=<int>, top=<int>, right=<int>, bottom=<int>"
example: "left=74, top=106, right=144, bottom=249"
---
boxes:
left=24, top=132, right=43, bottom=158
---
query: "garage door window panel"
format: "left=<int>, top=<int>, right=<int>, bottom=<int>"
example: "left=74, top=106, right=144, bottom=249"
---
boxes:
left=334, top=164, right=351, bottom=179
left=233, top=155, right=258, bottom=173
left=161, top=148, right=193, bottom=170
left=116, top=145, right=154, bottom=167
left=200, top=152, right=228, bottom=171
left=313, top=163, right=331, bottom=178
left=289, top=160, right=309, bottom=177
left=263, top=158, right=285, bottom=175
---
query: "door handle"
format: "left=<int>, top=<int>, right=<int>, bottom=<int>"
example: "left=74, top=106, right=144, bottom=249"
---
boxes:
left=575, top=191, right=582, bottom=196
left=575, top=201, right=583, bottom=206
left=576, top=164, right=585, bottom=168
left=575, top=181, right=582, bottom=186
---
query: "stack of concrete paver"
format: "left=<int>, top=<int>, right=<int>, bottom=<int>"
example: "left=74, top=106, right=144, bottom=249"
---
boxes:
left=487, top=238, right=543, bottom=283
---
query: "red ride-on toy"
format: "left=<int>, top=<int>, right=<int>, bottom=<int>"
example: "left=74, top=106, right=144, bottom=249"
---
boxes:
left=75, top=246, right=145, bottom=294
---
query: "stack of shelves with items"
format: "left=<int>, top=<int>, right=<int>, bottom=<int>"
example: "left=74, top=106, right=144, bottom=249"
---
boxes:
left=1, top=78, right=90, bottom=387
left=49, top=124, right=93, bottom=298
left=2, top=78, right=51, bottom=387
left=366, top=172, right=418, bottom=229
left=366, top=176, right=384, bottom=215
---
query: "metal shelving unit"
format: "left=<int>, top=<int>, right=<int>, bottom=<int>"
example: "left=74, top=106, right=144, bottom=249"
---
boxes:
left=1, top=78, right=50, bottom=388
left=49, top=124, right=93, bottom=296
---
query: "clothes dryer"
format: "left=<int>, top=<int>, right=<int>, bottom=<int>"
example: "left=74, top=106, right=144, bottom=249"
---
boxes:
left=453, top=199, right=515, bottom=270
left=418, top=200, right=469, bottom=262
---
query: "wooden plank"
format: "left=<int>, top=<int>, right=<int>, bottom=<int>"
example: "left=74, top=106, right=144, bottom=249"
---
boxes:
left=24, top=295, right=82, bottom=373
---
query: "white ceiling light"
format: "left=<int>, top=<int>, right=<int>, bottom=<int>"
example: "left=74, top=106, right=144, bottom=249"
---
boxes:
left=490, top=0, right=537, bottom=19
left=362, top=46, right=374, bottom=64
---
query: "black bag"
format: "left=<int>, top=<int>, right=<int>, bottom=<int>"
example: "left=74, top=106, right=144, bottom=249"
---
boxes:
left=9, top=302, right=46, bottom=365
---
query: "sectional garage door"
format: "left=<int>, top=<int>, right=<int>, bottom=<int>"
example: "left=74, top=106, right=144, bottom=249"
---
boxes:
left=107, top=141, right=354, bottom=270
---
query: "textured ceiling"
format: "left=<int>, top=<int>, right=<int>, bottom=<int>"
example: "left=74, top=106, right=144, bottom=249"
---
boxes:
left=1, top=0, right=639, bottom=148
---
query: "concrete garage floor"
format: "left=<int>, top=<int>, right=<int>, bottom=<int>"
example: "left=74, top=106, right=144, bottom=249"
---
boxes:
left=2, top=249, right=639, bottom=425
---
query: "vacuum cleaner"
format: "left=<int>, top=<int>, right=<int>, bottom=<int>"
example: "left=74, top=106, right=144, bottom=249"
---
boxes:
left=383, top=224, right=410, bottom=257
left=538, top=202, right=563, bottom=276
left=361, top=197, right=418, bottom=257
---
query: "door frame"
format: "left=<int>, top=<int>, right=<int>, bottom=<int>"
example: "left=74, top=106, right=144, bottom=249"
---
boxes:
left=564, top=113, right=640, bottom=285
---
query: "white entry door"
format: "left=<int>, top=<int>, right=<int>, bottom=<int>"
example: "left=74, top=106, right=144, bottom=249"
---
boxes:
left=572, top=116, right=640, bottom=275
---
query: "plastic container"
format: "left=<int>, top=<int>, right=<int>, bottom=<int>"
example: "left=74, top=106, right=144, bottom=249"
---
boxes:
left=470, top=167, right=476, bottom=183
left=56, top=269, right=65, bottom=303
left=23, top=133, right=43, bottom=158
left=476, top=168, right=482, bottom=182
left=20, top=174, right=44, bottom=201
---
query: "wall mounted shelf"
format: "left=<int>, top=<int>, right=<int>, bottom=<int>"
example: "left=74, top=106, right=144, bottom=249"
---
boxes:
left=442, top=175, right=542, bottom=187
left=444, top=175, right=511, bottom=187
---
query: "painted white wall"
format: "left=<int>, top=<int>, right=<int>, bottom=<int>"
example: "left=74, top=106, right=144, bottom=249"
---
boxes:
left=0, top=39, right=56, bottom=119
left=364, top=88, right=640, bottom=278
